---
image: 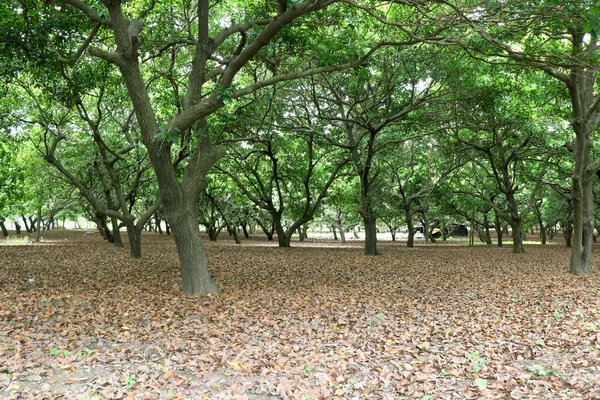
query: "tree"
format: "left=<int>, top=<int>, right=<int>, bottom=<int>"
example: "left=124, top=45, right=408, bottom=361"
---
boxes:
left=219, top=87, right=349, bottom=247
left=36, top=0, right=374, bottom=295
left=310, top=48, right=447, bottom=255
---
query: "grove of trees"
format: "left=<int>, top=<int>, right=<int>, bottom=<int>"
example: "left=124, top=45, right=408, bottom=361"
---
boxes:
left=2, top=0, right=600, bottom=295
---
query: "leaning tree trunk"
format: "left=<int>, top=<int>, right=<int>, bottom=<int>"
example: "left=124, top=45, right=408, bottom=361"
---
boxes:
left=229, top=224, right=242, bottom=244
left=22, top=215, right=31, bottom=233
left=0, top=220, right=8, bottom=237
left=241, top=222, right=250, bottom=238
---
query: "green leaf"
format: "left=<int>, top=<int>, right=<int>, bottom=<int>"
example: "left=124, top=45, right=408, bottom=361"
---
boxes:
left=474, top=378, right=487, bottom=390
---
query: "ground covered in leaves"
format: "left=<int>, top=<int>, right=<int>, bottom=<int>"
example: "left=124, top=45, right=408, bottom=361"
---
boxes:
left=1, top=231, right=600, bottom=400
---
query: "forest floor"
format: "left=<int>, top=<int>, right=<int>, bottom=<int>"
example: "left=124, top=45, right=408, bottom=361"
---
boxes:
left=1, top=230, right=600, bottom=400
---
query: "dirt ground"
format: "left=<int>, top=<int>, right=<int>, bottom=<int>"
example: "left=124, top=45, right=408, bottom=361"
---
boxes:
left=1, top=230, right=599, bottom=399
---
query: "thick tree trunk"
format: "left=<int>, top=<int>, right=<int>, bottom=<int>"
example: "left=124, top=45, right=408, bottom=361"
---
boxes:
left=166, top=199, right=220, bottom=296
left=510, top=222, right=525, bottom=254
left=273, top=213, right=288, bottom=248
left=125, top=220, right=142, bottom=258
left=539, top=225, right=547, bottom=244
left=363, top=213, right=379, bottom=256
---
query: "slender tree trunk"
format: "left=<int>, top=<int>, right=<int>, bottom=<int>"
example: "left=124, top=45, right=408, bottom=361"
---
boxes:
left=22, top=215, right=31, bottom=233
left=494, top=213, right=503, bottom=247
left=35, top=207, right=42, bottom=243
left=0, top=220, right=8, bottom=237
left=363, top=213, right=379, bottom=255
left=332, top=224, right=338, bottom=241
left=241, top=222, right=250, bottom=238
left=405, top=207, right=415, bottom=248
left=14, top=221, right=21, bottom=235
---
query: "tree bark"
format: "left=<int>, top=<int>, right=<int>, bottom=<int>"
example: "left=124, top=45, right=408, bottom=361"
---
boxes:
left=363, top=213, right=379, bottom=255
left=0, top=220, right=8, bottom=237
left=510, top=222, right=525, bottom=254
left=22, top=215, right=31, bottom=233
left=35, top=207, right=42, bottom=243
left=404, top=207, right=415, bottom=248
left=111, top=216, right=124, bottom=247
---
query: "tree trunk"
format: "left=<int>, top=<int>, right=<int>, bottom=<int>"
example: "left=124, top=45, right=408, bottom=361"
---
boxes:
left=125, top=219, right=142, bottom=258
left=339, top=225, right=346, bottom=243
left=422, top=216, right=430, bottom=243
left=22, top=215, right=31, bottom=233
left=229, top=224, right=242, bottom=244
left=0, top=220, right=8, bottom=237
left=405, top=207, right=415, bottom=248
left=35, top=207, right=42, bottom=243
left=273, top=213, right=288, bottom=248
left=332, top=224, right=338, bottom=241
left=111, top=216, right=124, bottom=248
left=510, top=222, right=525, bottom=254
left=298, top=227, right=305, bottom=242
left=494, top=213, right=503, bottom=247
left=302, top=223, right=309, bottom=240
left=165, top=198, right=220, bottom=296
left=241, top=222, right=250, bottom=238
left=570, top=128, right=594, bottom=274
left=540, top=227, right=547, bottom=244
left=14, top=221, right=21, bottom=235
left=363, top=213, right=379, bottom=255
